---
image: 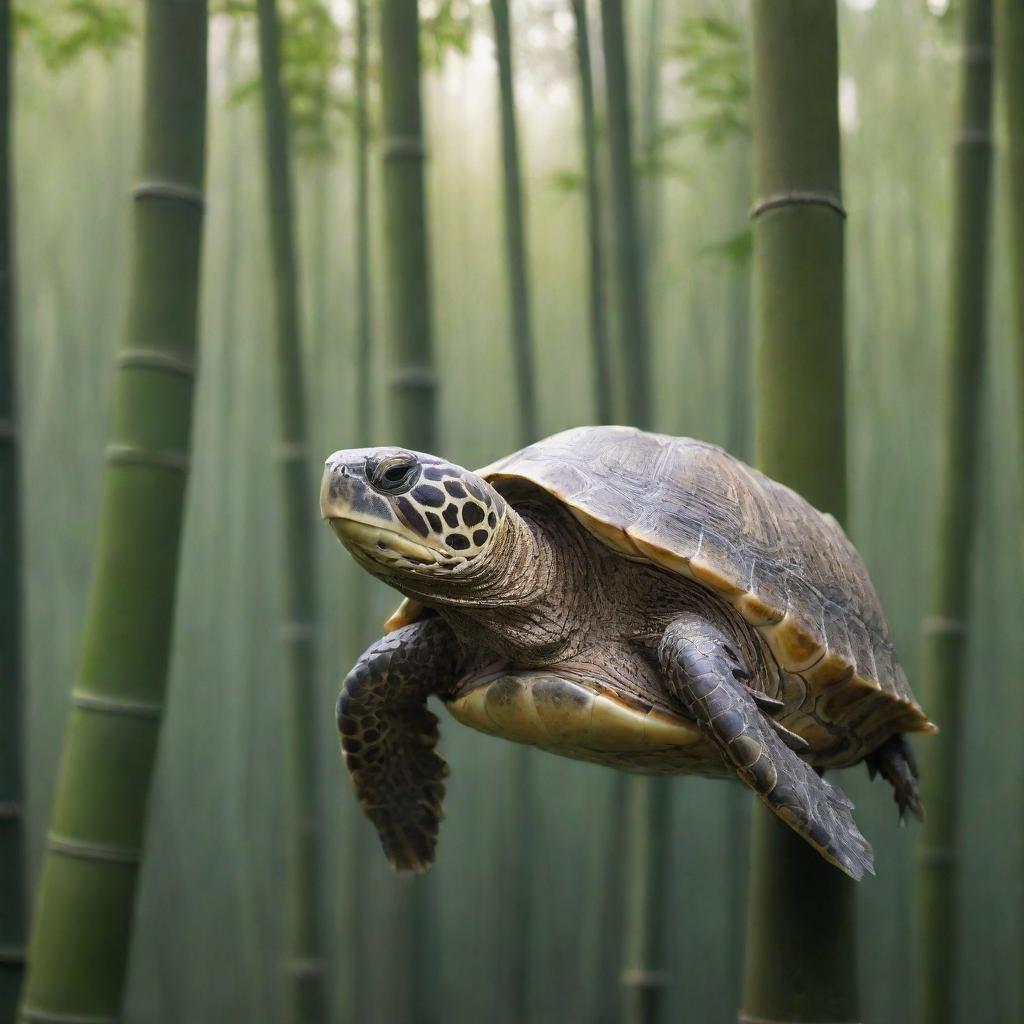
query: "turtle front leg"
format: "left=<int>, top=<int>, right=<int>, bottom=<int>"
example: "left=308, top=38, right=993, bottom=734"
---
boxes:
left=337, top=617, right=463, bottom=873
left=658, top=613, right=875, bottom=880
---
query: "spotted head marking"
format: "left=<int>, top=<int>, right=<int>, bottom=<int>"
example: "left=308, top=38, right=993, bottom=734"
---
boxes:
left=320, top=446, right=507, bottom=579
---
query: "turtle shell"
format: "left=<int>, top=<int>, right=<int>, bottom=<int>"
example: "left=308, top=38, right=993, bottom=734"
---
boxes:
left=393, top=426, right=935, bottom=737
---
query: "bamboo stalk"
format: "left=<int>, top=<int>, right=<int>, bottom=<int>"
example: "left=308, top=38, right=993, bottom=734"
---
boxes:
left=355, top=0, right=373, bottom=450
left=997, top=0, right=1024, bottom=447
left=914, top=2, right=993, bottom=1021
left=600, top=0, right=651, bottom=427
left=598, top=4, right=668, bottom=1021
left=0, top=0, right=25, bottom=1016
left=350, top=3, right=374, bottom=1021
left=17, top=2, right=208, bottom=1019
left=638, top=0, right=664, bottom=266
left=255, top=1, right=329, bottom=1021
left=491, top=0, right=537, bottom=444
left=379, top=2, right=439, bottom=1020
left=489, top=2, right=539, bottom=1018
left=740, top=3, right=857, bottom=1022
left=570, top=0, right=613, bottom=424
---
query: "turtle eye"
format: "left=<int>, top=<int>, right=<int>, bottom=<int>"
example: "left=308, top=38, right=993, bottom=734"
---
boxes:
left=368, top=454, right=420, bottom=495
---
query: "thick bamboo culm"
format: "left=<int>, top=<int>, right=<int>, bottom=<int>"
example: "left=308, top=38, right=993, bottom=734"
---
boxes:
left=378, top=2, right=439, bottom=1020
left=254, top=1, right=329, bottom=1021
left=741, top=3, right=858, bottom=1023
left=998, top=0, right=1024, bottom=447
left=914, top=2, right=994, bottom=1021
left=16, top=2, right=208, bottom=1020
left=569, top=0, right=613, bottom=424
left=0, top=0, right=26, bottom=1016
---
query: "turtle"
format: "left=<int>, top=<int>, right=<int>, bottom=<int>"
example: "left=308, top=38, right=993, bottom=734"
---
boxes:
left=320, top=426, right=935, bottom=881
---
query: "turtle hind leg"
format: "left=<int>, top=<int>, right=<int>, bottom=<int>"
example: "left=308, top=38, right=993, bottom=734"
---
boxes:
left=866, top=733, right=924, bottom=822
left=337, top=620, right=460, bottom=873
left=658, top=613, right=874, bottom=881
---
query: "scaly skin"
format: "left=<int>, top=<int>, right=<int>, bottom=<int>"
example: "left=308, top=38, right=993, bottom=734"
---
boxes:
left=336, top=618, right=462, bottom=873
left=658, top=613, right=875, bottom=879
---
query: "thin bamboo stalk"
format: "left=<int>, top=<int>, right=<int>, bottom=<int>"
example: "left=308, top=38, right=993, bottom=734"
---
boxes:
left=914, top=2, right=994, bottom=1021
left=491, top=0, right=537, bottom=443
left=17, top=2, right=208, bottom=1019
left=638, top=0, right=664, bottom=266
left=570, top=0, right=613, bottom=424
left=997, top=0, right=1024, bottom=447
left=599, top=0, right=651, bottom=427
left=350, top=3, right=374, bottom=1021
left=0, top=0, right=25, bottom=1016
left=740, top=3, right=857, bottom=1022
left=379, top=2, right=439, bottom=1020
left=598, top=4, right=667, bottom=1022
left=489, top=2, right=538, bottom=1018
left=355, top=0, right=373, bottom=450
left=255, top=1, right=329, bottom=1021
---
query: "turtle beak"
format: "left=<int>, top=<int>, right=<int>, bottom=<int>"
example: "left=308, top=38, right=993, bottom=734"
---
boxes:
left=320, top=452, right=362, bottom=521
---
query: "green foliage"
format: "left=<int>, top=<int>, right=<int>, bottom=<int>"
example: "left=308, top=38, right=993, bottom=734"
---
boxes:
left=547, top=167, right=584, bottom=195
left=633, top=123, right=689, bottom=181
left=280, top=0, right=349, bottom=158
left=667, top=15, right=750, bottom=147
left=226, top=0, right=347, bottom=159
left=700, top=225, right=752, bottom=265
left=420, top=0, right=472, bottom=70
left=15, top=0, right=133, bottom=70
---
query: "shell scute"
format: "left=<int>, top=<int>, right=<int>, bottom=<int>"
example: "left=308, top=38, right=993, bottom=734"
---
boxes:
left=477, top=426, right=931, bottom=734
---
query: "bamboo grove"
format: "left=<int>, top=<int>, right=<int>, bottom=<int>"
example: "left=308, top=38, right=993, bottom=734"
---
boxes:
left=6, top=2, right=1024, bottom=1023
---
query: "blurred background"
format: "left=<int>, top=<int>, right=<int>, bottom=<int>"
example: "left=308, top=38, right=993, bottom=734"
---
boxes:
left=8, top=0, right=1023, bottom=1021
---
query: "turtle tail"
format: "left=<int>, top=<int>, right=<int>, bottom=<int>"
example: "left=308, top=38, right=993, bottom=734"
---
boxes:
left=866, top=733, right=924, bottom=822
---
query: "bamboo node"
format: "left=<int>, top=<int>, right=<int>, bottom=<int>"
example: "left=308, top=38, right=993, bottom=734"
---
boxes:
left=751, top=190, right=847, bottom=220
left=72, top=689, right=163, bottom=721
left=0, top=800, right=21, bottom=819
left=381, top=135, right=427, bottom=162
left=389, top=366, right=438, bottom=391
left=133, top=179, right=206, bottom=210
left=117, top=348, right=197, bottom=379
left=20, top=1007, right=120, bottom=1024
left=286, top=958, right=325, bottom=978
left=280, top=620, right=315, bottom=643
left=46, top=832, right=141, bottom=866
left=273, top=442, right=308, bottom=462
left=106, top=443, right=190, bottom=473
left=920, top=615, right=967, bottom=637
left=621, top=967, right=671, bottom=990
left=0, top=945, right=26, bottom=964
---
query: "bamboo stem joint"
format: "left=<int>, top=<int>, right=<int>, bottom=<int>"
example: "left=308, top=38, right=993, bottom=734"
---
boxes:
left=45, top=833, right=140, bottom=866
left=132, top=180, right=206, bottom=210
left=751, top=191, right=846, bottom=220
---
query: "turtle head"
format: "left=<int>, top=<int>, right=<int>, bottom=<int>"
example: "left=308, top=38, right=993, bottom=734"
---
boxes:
left=320, top=447, right=507, bottom=581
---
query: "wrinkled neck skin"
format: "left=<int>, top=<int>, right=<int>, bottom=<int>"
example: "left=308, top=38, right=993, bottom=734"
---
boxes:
left=387, top=498, right=590, bottom=666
